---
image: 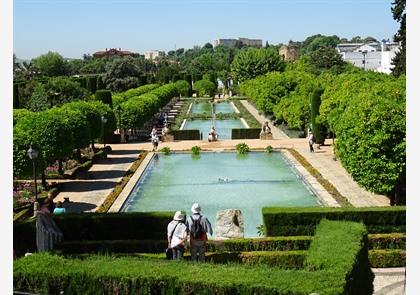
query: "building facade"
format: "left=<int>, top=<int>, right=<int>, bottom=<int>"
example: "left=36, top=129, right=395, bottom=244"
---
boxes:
left=93, top=48, right=137, bottom=58
left=336, top=41, right=400, bottom=74
left=278, top=45, right=300, bottom=61
left=213, top=37, right=262, bottom=48
left=144, top=50, right=165, bottom=60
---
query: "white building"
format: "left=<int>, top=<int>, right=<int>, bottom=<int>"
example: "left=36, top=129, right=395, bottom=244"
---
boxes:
left=144, top=50, right=165, bottom=60
left=336, top=41, right=400, bottom=74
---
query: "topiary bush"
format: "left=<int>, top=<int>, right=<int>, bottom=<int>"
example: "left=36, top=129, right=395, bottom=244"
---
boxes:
left=95, top=90, right=113, bottom=108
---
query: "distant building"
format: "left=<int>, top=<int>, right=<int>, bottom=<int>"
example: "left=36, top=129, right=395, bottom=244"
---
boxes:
left=336, top=41, right=400, bottom=74
left=144, top=50, right=165, bottom=60
left=238, top=37, right=262, bottom=47
left=213, top=37, right=262, bottom=48
left=213, top=39, right=238, bottom=48
left=278, top=45, right=300, bottom=61
left=93, top=48, right=137, bottom=58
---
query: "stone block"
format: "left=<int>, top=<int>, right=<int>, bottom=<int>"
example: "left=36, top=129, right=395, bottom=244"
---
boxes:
left=215, top=209, right=244, bottom=240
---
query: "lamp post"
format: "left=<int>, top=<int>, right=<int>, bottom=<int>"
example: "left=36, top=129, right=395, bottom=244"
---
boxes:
left=27, top=143, right=39, bottom=213
left=362, top=50, right=368, bottom=71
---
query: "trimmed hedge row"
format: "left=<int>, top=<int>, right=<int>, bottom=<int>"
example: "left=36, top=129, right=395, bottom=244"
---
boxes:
left=172, top=129, right=201, bottom=140
left=14, top=212, right=174, bottom=254
left=368, top=249, right=406, bottom=268
left=112, top=84, right=160, bottom=107
left=368, top=233, right=405, bottom=250
left=263, top=206, right=406, bottom=236
left=14, top=220, right=372, bottom=295
left=231, top=128, right=261, bottom=139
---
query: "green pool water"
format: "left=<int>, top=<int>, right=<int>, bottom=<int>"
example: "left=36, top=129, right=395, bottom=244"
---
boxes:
left=190, top=102, right=234, bottom=114
left=182, top=119, right=245, bottom=139
left=121, top=152, right=323, bottom=237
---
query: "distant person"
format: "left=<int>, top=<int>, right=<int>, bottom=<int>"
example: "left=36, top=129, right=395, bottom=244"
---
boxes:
left=208, top=126, right=217, bottom=142
left=167, top=211, right=188, bottom=260
left=150, top=126, right=157, bottom=137
left=151, top=134, right=159, bottom=151
left=186, top=203, right=213, bottom=262
left=53, top=201, right=66, bottom=214
left=262, top=121, right=271, bottom=134
left=308, top=129, right=315, bottom=153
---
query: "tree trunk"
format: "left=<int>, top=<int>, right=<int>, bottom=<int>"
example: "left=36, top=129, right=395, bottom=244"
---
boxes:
left=91, top=139, right=95, bottom=149
left=41, top=171, right=47, bottom=190
left=58, top=160, right=63, bottom=175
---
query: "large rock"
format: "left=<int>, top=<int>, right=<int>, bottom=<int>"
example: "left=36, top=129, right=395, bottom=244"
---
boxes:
left=215, top=209, right=244, bottom=240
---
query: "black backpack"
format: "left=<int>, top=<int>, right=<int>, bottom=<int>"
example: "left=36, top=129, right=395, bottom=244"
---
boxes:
left=190, top=215, right=203, bottom=239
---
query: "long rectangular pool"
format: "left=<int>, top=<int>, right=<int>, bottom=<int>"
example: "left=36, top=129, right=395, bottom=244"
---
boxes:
left=121, top=152, right=323, bottom=236
left=182, top=119, right=246, bottom=139
left=190, top=101, right=235, bottom=114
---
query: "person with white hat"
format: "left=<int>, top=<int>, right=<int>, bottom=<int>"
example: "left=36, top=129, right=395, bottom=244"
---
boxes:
left=167, top=211, right=188, bottom=260
left=186, top=203, right=213, bottom=262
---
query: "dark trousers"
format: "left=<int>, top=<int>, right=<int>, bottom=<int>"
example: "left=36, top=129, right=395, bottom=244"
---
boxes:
left=172, top=244, right=185, bottom=260
left=309, top=142, right=314, bottom=152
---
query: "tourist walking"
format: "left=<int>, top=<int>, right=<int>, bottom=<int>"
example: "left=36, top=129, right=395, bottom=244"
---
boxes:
left=167, top=211, right=188, bottom=260
left=186, top=203, right=213, bottom=262
left=308, top=129, right=315, bottom=153
left=151, top=134, right=159, bottom=151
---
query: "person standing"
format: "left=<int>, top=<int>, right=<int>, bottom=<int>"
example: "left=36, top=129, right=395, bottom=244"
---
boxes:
left=308, top=129, right=315, bottom=153
left=186, top=203, right=213, bottom=262
left=167, top=211, right=187, bottom=260
left=151, top=134, right=159, bottom=151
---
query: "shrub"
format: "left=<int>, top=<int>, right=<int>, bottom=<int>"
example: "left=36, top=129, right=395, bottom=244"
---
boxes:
left=95, top=90, right=113, bottom=108
left=368, top=249, right=406, bottom=268
left=171, top=130, right=200, bottom=141
left=86, top=76, right=97, bottom=93
left=265, top=145, right=273, bottom=153
left=235, top=143, right=250, bottom=154
left=263, top=206, right=406, bottom=236
left=368, top=233, right=405, bottom=250
left=159, top=147, right=170, bottom=155
left=191, top=145, right=201, bottom=155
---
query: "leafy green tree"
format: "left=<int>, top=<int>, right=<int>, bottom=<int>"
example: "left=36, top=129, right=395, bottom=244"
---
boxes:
left=13, top=109, right=34, bottom=126
left=192, top=79, right=215, bottom=96
left=391, top=0, right=406, bottom=76
left=44, top=76, right=89, bottom=107
left=32, top=51, right=67, bottom=77
left=308, top=47, right=345, bottom=74
left=231, top=48, right=285, bottom=82
left=300, top=34, right=340, bottom=55
left=103, top=57, right=142, bottom=92
left=174, top=80, right=191, bottom=97
left=26, top=83, right=49, bottom=112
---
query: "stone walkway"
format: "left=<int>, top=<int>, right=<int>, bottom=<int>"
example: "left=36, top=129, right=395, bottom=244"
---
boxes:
left=373, top=268, right=406, bottom=295
left=55, top=144, right=142, bottom=212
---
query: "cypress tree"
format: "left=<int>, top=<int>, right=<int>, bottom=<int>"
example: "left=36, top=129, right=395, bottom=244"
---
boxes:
left=95, top=90, right=113, bottom=109
left=310, top=88, right=327, bottom=144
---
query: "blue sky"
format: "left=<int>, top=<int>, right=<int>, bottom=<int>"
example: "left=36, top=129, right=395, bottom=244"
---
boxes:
left=14, top=0, right=398, bottom=59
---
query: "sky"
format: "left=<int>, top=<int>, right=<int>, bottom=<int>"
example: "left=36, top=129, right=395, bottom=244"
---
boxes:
left=13, top=0, right=399, bottom=59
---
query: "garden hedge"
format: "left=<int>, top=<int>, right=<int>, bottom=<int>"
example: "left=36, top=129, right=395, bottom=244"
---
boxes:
left=172, top=129, right=200, bottom=140
left=368, top=233, right=405, bottom=250
left=14, top=212, right=174, bottom=254
left=95, top=90, right=113, bottom=108
left=231, top=128, right=261, bottom=139
left=263, top=206, right=406, bottom=236
left=14, top=220, right=372, bottom=295
left=368, top=249, right=406, bottom=268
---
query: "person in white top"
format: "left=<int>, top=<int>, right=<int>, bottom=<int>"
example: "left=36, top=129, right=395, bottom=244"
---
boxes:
left=167, top=211, right=188, bottom=260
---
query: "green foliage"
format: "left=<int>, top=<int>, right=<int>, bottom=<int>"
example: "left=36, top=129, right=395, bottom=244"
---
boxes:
left=86, top=76, right=97, bottom=93
left=310, top=88, right=327, bottom=144
left=45, top=76, right=89, bottom=107
left=368, top=249, right=405, bottom=268
left=103, top=57, right=142, bottom=92
left=299, top=34, right=341, bottom=56
left=32, top=51, right=67, bottom=77
left=265, top=145, right=273, bottom=153
left=231, top=48, right=285, bottom=82
left=191, top=145, right=201, bottom=155
left=13, top=83, right=20, bottom=108
left=308, top=46, right=345, bottom=74
left=368, top=233, right=405, bottom=250
left=231, top=128, right=260, bottom=139
left=192, top=79, right=216, bottom=96
left=305, top=219, right=374, bottom=295
left=26, top=83, right=49, bottom=112
left=174, top=80, right=191, bottom=97
left=391, top=0, right=406, bottom=76
left=235, top=142, right=250, bottom=154
left=95, top=90, right=113, bottom=108
left=13, top=109, right=34, bottom=126
left=14, top=220, right=372, bottom=295
left=112, top=84, right=160, bottom=107
left=262, top=206, right=406, bottom=236
left=159, top=147, right=171, bottom=155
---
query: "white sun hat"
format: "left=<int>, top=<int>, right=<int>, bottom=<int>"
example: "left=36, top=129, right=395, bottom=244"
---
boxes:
left=173, top=211, right=185, bottom=221
left=191, top=203, right=201, bottom=214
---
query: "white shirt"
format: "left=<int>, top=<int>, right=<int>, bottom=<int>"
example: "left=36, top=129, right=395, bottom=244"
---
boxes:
left=167, top=221, right=187, bottom=248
